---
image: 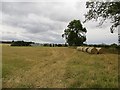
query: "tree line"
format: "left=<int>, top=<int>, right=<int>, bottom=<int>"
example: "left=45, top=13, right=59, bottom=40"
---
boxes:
left=2, top=40, right=68, bottom=47
left=1, top=40, right=119, bottom=49
left=82, top=43, right=120, bottom=49
left=11, top=41, right=34, bottom=46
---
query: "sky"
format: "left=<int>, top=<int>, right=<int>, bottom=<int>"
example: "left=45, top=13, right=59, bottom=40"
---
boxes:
left=0, top=0, right=119, bottom=44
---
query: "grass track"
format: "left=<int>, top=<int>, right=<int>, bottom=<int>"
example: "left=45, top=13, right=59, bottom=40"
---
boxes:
left=2, top=45, right=118, bottom=88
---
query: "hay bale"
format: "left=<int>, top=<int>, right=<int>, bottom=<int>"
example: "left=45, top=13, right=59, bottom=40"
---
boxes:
left=77, top=46, right=83, bottom=51
left=96, top=47, right=104, bottom=54
left=80, top=46, right=83, bottom=51
left=87, top=47, right=98, bottom=54
left=83, top=47, right=89, bottom=52
left=77, top=47, right=81, bottom=51
left=81, top=47, right=85, bottom=51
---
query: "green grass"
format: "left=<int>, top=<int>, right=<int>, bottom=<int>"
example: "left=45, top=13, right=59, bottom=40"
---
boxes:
left=2, top=44, right=118, bottom=88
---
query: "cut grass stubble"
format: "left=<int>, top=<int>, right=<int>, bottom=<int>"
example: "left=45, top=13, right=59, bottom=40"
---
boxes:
left=2, top=45, right=118, bottom=88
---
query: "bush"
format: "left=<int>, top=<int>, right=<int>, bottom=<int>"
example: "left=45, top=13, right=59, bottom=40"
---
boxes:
left=11, top=41, right=34, bottom=46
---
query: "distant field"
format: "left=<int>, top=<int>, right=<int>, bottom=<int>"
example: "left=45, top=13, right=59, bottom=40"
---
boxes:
left=2, top=44, right=118, bottom=88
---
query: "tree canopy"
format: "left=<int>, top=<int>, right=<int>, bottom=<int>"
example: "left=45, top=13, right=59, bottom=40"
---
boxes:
left=84, top=1, right=120, bottom=33
left=11, top=41, right=34, bottom=46
left=62, top=20, right=87, bottom=46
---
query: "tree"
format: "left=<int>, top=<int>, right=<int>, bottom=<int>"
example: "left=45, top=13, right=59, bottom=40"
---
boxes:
left=11, top=41, right=34, bottom=46
left=62, top=20, right=87, bottom=46
left=84, top=1, right=120, bottom=33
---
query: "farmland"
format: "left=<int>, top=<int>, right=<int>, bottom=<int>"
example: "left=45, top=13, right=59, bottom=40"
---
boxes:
left=2, top=44, right=118, bottom=88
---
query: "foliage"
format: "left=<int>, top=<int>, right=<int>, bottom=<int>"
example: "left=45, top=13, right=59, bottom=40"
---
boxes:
left=37, top=43, right=68, bottom=47
left=0, top=41, right=12, bottom=44
left=62, top=20, right=87, bottom=46
left=11, top=41, right=34, bottom=46
left=84, top=1, right=120, bottom=33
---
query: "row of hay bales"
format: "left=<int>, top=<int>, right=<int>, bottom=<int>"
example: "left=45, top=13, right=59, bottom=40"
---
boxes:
left=77, top=46, right=104, bottom=54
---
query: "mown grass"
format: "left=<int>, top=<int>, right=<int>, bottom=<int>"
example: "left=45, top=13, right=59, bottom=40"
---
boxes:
left=2, top=44, right=118, bottom=88
left=64, top=51, right=118, bottom=88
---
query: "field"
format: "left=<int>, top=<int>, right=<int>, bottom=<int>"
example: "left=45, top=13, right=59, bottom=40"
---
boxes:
left=2, top=44, right=118, bottom=88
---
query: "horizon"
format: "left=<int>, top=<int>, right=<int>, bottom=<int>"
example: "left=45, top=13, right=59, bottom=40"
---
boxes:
left=0, top=40, right=119, bottom=45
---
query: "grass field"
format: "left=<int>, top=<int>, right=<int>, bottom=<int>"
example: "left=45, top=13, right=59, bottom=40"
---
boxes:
left=2, top=44, right=118, bottom=88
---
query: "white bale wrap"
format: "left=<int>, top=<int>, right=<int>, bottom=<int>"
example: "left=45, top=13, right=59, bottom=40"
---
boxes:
left=87, top=47, right=98, bottom=54
left=96, top=47, right=104, bottom=54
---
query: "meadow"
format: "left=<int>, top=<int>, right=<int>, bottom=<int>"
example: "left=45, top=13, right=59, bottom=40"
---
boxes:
left=2, top=44, right=118, bottom=88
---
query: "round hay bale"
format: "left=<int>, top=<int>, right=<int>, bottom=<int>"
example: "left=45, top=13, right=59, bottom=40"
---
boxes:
left=83, top=47, right=89, bottom=52
left=77, top=47, right=81, bottom=51
left=87, top=47, right=97, bottom=54
left=77, top=46, right=84, bottom=51
left=81, top=47, right=85, bottom=51
left=96, top=47, right=104, bottom=54
left=80, top=47, right=84, bottom=51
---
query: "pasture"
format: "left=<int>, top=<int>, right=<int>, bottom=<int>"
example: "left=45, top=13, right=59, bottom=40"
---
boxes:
left=2, top=44, right=118, bottom=88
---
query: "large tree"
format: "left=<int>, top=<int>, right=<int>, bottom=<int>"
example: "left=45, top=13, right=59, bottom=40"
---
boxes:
left=62, top=20, right=87, bottom=46
left=84, top=1, right=120, bottom=33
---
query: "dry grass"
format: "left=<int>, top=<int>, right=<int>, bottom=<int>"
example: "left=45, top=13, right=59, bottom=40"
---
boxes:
left=2, top=44, right=118, bottom=88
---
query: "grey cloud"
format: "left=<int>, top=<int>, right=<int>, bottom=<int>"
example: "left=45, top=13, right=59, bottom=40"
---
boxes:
left=1, top=1, right=118, bottom=44
left=2, top=2, right=81, bottom=23
left=2, top=9, right=66, bottom=34
left=86, top=25, right=118, bottom=44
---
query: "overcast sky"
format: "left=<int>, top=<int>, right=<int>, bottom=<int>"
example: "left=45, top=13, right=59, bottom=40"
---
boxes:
left=0, top=0, right=118, bottom=44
